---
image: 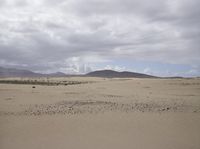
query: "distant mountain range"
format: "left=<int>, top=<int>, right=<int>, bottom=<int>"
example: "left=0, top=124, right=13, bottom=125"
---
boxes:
left=86, top=70, right=157, bottom=78
left=0, top=67, right=66, bottom=77
left=0, top=67, right=159, bottom=78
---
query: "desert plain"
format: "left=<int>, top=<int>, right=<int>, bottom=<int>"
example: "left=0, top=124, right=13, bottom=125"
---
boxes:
left=0, top=77, right=200, bottom=149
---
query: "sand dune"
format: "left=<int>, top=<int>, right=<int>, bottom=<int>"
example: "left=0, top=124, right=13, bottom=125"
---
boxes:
left=0, top=77, right=200, bottom=149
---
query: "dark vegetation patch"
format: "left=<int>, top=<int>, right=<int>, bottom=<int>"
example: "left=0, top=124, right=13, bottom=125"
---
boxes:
left=0, top=80, right=89, bottom=86
left=4, top=97, right=13, bottom=100
left=64, top=92, right=84, bottom=95
left=143, top=86, right=151, bottom=88
left=173, top=94, right=196, bottom=97
left=169, top=82, right=200, bottom=86
left=100, top=94, right=123, bottom=98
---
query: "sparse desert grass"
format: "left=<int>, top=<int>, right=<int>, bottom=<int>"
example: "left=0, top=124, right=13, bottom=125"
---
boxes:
left=0, top=79, right=89, bottom=86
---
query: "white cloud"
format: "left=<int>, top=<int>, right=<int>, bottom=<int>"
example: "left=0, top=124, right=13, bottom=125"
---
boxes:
left=0, top=0, right=200, bottom=76
left=143, top=68, right=151, bottom=74
left=103, top=65, right=126, bottom=72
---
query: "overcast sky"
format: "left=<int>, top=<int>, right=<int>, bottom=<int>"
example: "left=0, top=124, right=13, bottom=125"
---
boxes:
left=0, top=0, right=200, bottom=76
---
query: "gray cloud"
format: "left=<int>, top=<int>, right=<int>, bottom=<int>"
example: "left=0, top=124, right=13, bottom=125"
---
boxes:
left=0, top=0, right=200, bottom=75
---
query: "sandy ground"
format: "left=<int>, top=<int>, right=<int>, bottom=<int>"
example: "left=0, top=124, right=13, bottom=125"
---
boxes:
left=0, top=77, right=200, bottom=149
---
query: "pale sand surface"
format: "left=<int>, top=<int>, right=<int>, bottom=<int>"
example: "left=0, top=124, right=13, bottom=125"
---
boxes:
left=0, top=77, right=200, bottom=149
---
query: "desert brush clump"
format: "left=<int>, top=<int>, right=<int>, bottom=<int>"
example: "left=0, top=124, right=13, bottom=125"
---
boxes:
left=0, top=80, right=88, bottom=86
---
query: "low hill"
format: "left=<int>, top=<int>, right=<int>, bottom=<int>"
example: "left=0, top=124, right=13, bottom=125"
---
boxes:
left=47, top=72, right=67, bottom=77
left=86, top=70, right=157, bottom=78
left=0, top=67, right=66, bottom=77
left=0, top=67, right=157, bottom=78
left=0, top=67, right=42, bottom=77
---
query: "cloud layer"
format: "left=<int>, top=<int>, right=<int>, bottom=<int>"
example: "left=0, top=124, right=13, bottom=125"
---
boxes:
left=0, top=0, right=200, bottom=76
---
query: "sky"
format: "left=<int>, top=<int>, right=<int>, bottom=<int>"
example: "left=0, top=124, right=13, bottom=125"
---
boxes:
left=0, top=0, right=200, bottom=77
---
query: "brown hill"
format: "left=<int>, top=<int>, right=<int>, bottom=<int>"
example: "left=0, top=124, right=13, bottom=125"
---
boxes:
left=0, top=67, right=66, bottom=77
left=86, top=70, right=157, bottom=78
